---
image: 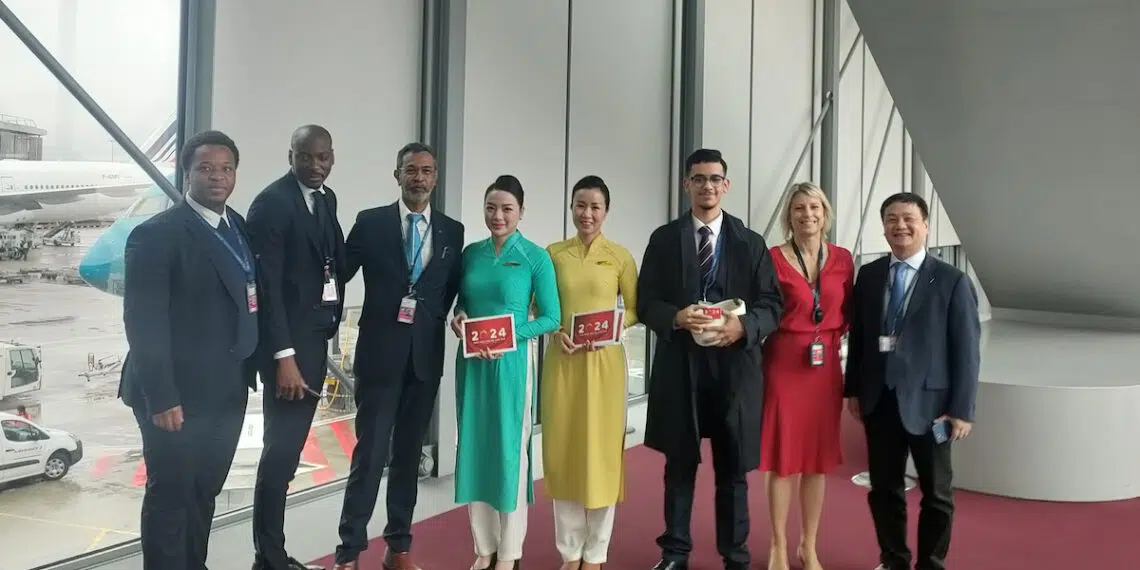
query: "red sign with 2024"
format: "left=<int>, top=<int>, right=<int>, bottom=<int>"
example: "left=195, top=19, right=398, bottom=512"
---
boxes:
left=462, top=314, right=517, bottom=358
left=570, top=308, right=624, bottom=346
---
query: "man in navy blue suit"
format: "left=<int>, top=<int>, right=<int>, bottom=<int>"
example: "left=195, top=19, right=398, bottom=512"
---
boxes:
left=331, top=143, right=463, bottom=570
left=845, top=192, right=980, bottom=570
left=120, top=130, right=258, bottom=570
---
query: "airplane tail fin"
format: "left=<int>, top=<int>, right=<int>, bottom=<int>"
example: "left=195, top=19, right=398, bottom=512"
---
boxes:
left=139, top=114, right=177, bottom=165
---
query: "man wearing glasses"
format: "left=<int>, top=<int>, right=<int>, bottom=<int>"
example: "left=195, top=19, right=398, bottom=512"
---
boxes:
left=637, top=148, right=783, bottom=570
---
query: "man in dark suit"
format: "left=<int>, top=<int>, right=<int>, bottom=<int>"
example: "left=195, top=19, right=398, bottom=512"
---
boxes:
left=245, top=125, right=345, bottom=570
left=332, top=142, right=463, bottom=570
left=845, top=192, right=981, bottom=570
left=637, top=148, right=783, bottom=570
left=120, top=130, right=257, bottom=570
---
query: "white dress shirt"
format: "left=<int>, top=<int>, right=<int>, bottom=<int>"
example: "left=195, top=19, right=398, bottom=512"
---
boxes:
left=399, top=200, right=433, bottom=267
left=274, top=181, right=328, bottom=361
left=185, top=193, right=230, bottom=229
left=297, top=179, right=325, bottom=214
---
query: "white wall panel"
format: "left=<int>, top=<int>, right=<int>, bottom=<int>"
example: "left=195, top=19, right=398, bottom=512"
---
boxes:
left=460, top=0, right=569, bottom=248
left=564, top=0, right=673, bottom=263
left=750, top=0, right=816, bottom=242
left=210, top=0, right=422, bottom=306
left=834, top=39, right=865, bottom=249
left=700, top=0, right=753, bottom=220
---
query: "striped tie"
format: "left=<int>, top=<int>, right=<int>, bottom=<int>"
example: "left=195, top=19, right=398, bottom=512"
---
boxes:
left=698, top=226, right=715, bottom=290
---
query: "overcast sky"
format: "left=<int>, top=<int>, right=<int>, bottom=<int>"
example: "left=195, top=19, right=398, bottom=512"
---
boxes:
left=1, top=0, right=178, bottom=161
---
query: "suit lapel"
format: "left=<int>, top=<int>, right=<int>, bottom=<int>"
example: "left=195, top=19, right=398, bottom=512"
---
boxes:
left=678, top=214, right=698, bottom=300
left=387, top=203, right=410, bottom=275
left=180, top=202, right=245, bottom=309
left=866, top=258, right=888, bottom=333
left=721, top=217, right=748, bottom=297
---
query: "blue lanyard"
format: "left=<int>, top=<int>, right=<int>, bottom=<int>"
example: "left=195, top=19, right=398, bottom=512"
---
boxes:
left=883, top=265, right=918, bottom=335
left=195, top=211, right=253, bottom=280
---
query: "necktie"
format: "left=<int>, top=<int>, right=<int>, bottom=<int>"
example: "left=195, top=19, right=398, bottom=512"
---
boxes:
left=310, top=189, right=326, bottom=221
left=886, top=261, right=909, bottom=334
left=406, top=213, right=425, bottom=283
left=697, top=226, right=715, bottom=293
left=217, top=218, right=241, bottom=255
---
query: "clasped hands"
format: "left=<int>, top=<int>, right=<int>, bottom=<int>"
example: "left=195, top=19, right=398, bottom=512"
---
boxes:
left=555, top=331, right=602, bottom=355
left=675, top=304, right=744, bottom=347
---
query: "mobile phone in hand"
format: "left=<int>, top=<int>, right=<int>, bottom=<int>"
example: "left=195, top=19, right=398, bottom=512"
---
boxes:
left=932, top=419, right=951, bottom=444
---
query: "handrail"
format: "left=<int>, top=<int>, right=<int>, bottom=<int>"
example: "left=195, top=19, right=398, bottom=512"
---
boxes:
left=762, top=32, right=864, bottom=239
left=852, top=104, right=898, bottom=257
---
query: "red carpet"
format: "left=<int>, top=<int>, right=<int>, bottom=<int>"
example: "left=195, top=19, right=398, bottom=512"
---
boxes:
left=313, top=417, right=1138, bottom=569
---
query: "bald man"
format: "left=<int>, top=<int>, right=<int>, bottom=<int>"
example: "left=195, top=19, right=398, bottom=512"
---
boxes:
left=246, top=125, right=345, bottom=570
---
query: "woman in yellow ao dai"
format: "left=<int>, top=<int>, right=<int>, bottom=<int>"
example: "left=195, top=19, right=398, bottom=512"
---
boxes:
left=541, top=176, right=639, bottom=570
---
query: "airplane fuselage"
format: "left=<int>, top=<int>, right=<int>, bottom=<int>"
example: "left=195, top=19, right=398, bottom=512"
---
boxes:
left=0, top=160, right=171, bottom=225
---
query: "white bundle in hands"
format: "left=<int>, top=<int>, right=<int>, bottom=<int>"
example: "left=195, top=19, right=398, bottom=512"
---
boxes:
left=691, top=298, right=747, bottom=347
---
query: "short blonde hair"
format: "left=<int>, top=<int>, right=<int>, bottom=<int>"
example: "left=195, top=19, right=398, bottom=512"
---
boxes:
left=780, top=182, right=834, bottom=241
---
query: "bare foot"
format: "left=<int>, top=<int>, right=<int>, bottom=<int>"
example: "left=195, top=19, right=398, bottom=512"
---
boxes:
left=470, top=555, right=493, bottom=570
left=797, top=545, right=823, bottom=570
left=768, top=545, right=790, bottom=570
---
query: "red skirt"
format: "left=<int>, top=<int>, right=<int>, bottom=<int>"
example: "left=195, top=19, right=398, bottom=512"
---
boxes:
left=759, top=329, right=844, bottom=476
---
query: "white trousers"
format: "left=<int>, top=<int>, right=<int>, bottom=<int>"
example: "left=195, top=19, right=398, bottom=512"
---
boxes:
left=469, top=356, right=534, bottom=561
left=553, top=500, right=617, bottom=564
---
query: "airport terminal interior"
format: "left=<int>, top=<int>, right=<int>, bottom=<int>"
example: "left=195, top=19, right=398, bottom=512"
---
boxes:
left=0, top=0, right=1137, bottom=569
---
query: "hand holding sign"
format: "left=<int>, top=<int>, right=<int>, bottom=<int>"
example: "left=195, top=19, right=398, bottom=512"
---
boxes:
left=570, top=308, right=623, bottom=347
left=462, top=314, right=517, bottom=359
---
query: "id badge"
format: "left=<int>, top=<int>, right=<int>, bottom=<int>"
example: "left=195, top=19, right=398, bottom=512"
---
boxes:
left=321, top=270, right=339, bottom=305
left=878, top=335, right=896, bottom=353
left=397, top=296, right=417, bottom=324
left=246, top=282, right=259, bottom=314
left=808, top=339, right=825, bottom=367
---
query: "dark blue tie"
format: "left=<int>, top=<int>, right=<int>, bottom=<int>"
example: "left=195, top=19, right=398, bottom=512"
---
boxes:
left=218, top=217, right=242, bottom=257
left=698, top=226, right=715, bottom=291
left=886, top=261, right=909, bottom=334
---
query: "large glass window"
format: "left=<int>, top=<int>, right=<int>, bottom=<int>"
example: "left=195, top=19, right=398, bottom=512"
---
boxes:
left=0, top=1, right=179, bottom=567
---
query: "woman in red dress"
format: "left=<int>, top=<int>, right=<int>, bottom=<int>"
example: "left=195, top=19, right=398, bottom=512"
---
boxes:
left=760, top=183, right=853, bottom=570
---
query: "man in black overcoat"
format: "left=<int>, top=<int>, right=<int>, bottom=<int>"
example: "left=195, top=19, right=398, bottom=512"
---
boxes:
left=637, top=148, right=784, bottom=570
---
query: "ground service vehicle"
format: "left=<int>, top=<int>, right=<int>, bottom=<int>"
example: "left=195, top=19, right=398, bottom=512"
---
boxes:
left=0, top=412, right=83, bottom=483
left=0, top=342, right=41, bottom=399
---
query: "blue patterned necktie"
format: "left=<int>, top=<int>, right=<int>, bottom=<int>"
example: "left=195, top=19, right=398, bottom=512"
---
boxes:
left=886, top=261, right=909, bottom=334
left=405, top=213, right=425, bottom=283
left=697, top=226, right=715, bottom=291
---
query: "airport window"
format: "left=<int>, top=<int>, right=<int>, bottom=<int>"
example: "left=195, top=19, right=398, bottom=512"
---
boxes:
left=1, top=1, right=182, bottom=567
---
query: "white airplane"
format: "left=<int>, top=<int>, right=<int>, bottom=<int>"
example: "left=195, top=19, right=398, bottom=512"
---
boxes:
left=0, top=117, right=177, bottom=226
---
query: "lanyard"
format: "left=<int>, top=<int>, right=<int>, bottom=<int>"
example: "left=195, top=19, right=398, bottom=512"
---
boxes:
left=195, top=211, right=253, bottom=280
left=883, top=264, right=919, bottom=335
left=406, top=218, right=432, bottom=284
left=791, top=240, right=824, bottom=326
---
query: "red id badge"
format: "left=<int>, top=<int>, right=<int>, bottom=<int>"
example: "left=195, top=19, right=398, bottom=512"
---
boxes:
left=809, top=339, right=825, bottom=367
left=246, top=282, right=258, bottom=314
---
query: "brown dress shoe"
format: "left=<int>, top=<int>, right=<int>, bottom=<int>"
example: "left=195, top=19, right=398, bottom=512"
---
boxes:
left=383, top=551, right=423, bottom=570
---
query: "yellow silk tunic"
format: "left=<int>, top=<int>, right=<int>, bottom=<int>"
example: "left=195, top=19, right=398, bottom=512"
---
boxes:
left=540, top=234, right=639, bottom=508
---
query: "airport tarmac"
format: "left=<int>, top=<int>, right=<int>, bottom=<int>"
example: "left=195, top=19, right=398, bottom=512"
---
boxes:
left=0, top=228, right=360, bottom=570
left=0, top=227, right=649, bottom=570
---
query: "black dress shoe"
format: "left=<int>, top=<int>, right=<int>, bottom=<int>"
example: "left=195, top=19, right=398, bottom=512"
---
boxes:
left=651, top=560, right=687, bottom=570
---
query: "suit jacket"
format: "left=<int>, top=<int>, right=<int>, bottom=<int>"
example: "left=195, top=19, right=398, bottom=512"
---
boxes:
left=844, top=254, right=981, bottom=435
left=342, top=202, right=463, bottom=384
left=636, top=211, right=783, bottom=469
left=245, top=172, right=346, bottom=389
left=119, top=200, right=259, bottom=417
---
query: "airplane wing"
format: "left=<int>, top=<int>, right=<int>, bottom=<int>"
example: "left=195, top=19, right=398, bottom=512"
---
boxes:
left=0, top=181, right=155, bottom=212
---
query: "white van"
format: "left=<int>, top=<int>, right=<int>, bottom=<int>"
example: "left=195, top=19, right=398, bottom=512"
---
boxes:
left=0, top=412, right=82, bottom=483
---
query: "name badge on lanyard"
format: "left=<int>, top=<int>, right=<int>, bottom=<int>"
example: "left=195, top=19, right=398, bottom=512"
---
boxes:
left=246, top=282, right=259, bottom=313
left=321, top=263, right=339, bottom=305
left=792, top=240, right=826, bottom=367
left=397, top=295, right=417, bottom=324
